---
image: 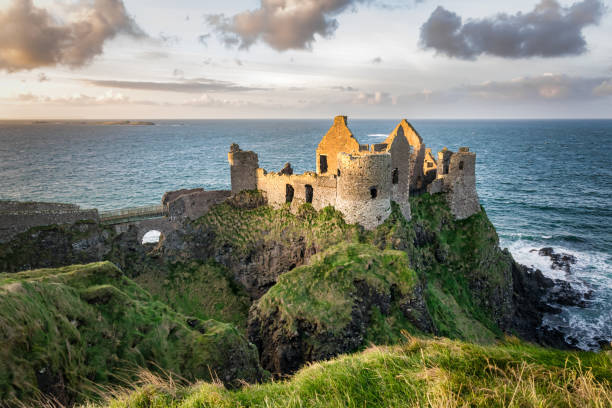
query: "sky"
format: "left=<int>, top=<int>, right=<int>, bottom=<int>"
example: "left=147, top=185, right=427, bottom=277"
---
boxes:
left=0, top=0, right=611, bottom=119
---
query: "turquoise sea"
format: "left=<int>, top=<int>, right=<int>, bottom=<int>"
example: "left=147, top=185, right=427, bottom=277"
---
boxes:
left=1, top=119, right=610, bottom=349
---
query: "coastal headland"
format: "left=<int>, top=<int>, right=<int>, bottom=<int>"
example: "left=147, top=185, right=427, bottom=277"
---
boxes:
left=0, top=117, right=609, bottom=407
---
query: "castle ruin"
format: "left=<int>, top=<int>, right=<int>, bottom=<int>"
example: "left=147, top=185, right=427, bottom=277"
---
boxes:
left=228, top=116, right=480, bottom=229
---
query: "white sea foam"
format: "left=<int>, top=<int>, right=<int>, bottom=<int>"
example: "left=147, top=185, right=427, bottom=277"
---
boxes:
left=366, top=133, right=387, bottom=138
left=504, top=237, right=612, bottom=349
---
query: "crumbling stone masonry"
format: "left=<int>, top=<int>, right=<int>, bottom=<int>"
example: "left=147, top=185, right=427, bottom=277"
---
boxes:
left=228, top=116, right=481, bottom=229
left=428, top=147, right=480, bottom=219
left=228, top=143, right=259, bottom=194
left=0, top=201, right=99, bottom=243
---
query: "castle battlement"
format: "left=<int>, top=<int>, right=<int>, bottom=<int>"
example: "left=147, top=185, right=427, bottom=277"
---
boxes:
left=229, top=116, right=480, bottom=229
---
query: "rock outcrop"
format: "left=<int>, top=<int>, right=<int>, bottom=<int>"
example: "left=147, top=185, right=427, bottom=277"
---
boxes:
left=247, top=243, right=432, bottom=374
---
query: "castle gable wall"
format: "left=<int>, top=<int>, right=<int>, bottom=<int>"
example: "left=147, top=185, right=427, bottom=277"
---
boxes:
left=386, top=120, right=425, bottom=192
left=316, top=116, right=360, bottom=176
left=385, top=128, right=411, bottom=220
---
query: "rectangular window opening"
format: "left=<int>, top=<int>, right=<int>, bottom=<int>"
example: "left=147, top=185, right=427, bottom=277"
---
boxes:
left=286, top=184, right=294, bottom=203
left=305, top=184, right=313, bottom=203
left=319, top=155, right=328, bottom=174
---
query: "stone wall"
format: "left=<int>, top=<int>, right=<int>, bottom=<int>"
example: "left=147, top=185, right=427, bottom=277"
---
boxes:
left=256, top=169, right=337, bottom=211
left=386, top=120, right=425, bottom=192
left=315, top=116, right=360, bottom=176
left=437, top=148, right=453, bottom=177
left=433, top=148, right=480, bottom=220
left=384, top=126, right=412, bottom=220
left=228, top=144, right=259, bottom=194
left=161, top=188, right=204, bottom=213
left=335, top=152, right=392, bottom=230
left=0, top=201, right=100, bottom=243
left=167, top=190, right=231, bottom=221
left=423, top=148, right=437, bottom=185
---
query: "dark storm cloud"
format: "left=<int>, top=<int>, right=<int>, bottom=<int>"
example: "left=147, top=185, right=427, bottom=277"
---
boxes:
left=205, top=0, right=371, bottom=51
left=82, top=77, right=268, bottom=93
left=0, top=0, right=145, bottom=72
left=419, top=0, right=606, bottom=59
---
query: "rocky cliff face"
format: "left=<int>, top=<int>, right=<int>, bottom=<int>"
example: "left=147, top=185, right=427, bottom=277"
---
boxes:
left=0, top=191, right=586, bottom=385
left=0, top=220, right=113, bottom=273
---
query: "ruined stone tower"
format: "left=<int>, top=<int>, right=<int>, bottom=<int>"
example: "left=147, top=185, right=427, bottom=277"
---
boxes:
left=335, top=152, right=392, bottom=230
left=428, top=147, right=480, bottom=219
left=228, top=143, right=259, bottom=194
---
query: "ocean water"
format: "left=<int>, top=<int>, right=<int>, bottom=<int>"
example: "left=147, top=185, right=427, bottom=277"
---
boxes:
left=1, top=119, right=611, bottom=348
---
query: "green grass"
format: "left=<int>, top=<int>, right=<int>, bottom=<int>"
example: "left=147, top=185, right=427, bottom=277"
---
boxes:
left=255, top=242, right=419, bottom=338
left=370, top=195, right=513, bottom=341
left=195, top=202, right=361, bottom=260
left=134, top=261, right=251, bottom=330
left=0, top=262, right=264, bottom=406
left=88, top=336, right=612, bottom=408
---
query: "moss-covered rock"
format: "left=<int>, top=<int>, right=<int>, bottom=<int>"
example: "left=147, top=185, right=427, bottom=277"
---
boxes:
left=134, top=261, right=251, bottom=330
left=0, top=220, right=113, bottom=273
left=248, top=242, right=432, bottom=374
left=161, top=202, right=362, bottom=299
left=0, top=262, right=266, bottom=407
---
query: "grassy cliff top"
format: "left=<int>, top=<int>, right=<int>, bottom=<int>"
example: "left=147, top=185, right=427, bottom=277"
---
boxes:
left=0, top=262, right=264, bottom=406
left=87, top=336, right=612, bottom=408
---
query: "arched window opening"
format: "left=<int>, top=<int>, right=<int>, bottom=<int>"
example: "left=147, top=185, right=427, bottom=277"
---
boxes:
left=142, top=230, right=161, bottom=245
left=305, top=185, right=313, bottom=203
left=459, top=161, right=464, bottom=170
left=392, top=168, right=399, bottom=184
left=370, top=187, right=378, bottom=199
left=286, top=184, right=295, bottom=203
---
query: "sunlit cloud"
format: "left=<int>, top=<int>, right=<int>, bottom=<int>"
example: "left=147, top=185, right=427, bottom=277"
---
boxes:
left=0, top=0, right=145, bottom=71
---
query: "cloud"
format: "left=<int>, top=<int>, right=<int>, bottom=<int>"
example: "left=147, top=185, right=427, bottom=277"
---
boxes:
left=593, top=79, right=612, bottom=96
left=0, top=0, right=145, bottom=71
left=16, top=90, right=137, bottom=105
left=82, top=77, right=268, bottom=93
left=198, top=33, right=211, bottom=46
left=137, top=51, right=169, bottom=60
left=419, top=0, right=606, bottom=60
left=463, top=74, right=609, bottom=100
left=353, top=91, right=396, bottom=105
left=182, top=94, right=255, bottom=108
left=331, top=85, right=359, bottom=92
left=37, top=73, right=49, bottom=82
left=371, top=56, right=382, bottom=64
left=159, top=33, right=180, bottom=45
left=396, top=74, right=612, bottom=104
left=206, top=0, right=370, bottom=51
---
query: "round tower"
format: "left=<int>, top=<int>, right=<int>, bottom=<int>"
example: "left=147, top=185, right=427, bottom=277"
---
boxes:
left=335, top=152, right=392, bottom=230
